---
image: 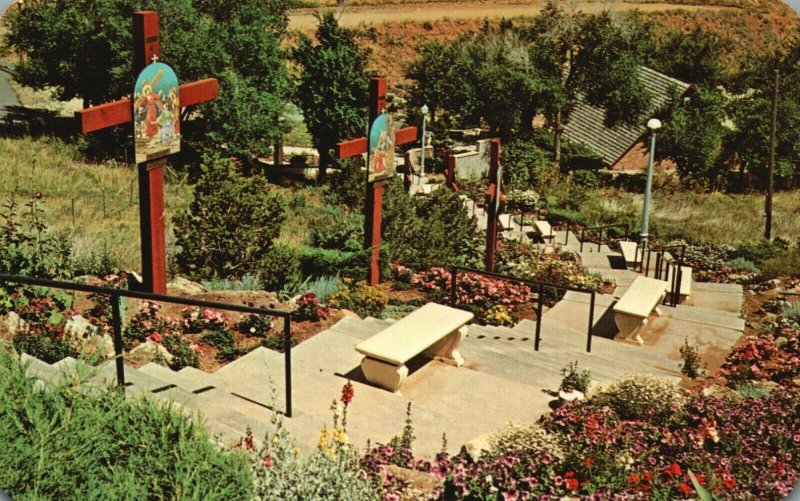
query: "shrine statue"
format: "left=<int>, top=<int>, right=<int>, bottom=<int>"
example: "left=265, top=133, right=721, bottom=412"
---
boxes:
left=134, top=69, right=165, bottom=139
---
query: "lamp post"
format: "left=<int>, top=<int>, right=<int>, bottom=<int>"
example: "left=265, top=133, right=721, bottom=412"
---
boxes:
left=419, top=104, right=429, bottom=184
left=641, top=118, right=662, bottom=256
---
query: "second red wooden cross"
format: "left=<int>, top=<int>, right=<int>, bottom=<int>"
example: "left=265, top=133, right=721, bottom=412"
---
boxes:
left=75, top=11, right=218, bottom=294
left=336, top=78, right=417, bottom=286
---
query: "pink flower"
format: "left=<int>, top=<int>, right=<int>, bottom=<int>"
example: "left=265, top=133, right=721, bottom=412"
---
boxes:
left=150, top=332, right=162, bottom=343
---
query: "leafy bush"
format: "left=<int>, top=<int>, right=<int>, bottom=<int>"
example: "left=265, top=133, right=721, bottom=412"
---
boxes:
left=296, top=246, right=368, bottom=280
left=161, top=334, right=201, bottom=370
left=326, top=158, right=366, bottom=211
left=237, top=314, right=274, bottom=337
left=759, top=250, right=800, bottom=279
left=679, top=338, right=707, bottom=379
left=559, top=361, right=592, bottom=393
left=182, top=307, right=228, bottom=334
left=9, top=289, right=79, bottom=363
left=202, top=274, right=264, bottom=291
left=293, top=291, right=329, bottom=322
left=597, top=374, right=687, bottom=423
left=505, top=189, right=540, bottom=213
left=309, top=205, right=364, bottom=252
left=201, top=328, right=236, bottom=350
left=724, top=257, right=760, bottom=274
left=259, top=244, right=301, bottom=292
left=327, top=279, right=388, bottom=318
left=0, top=349, right=253, bottom=499
left=124, top=301, right=174, bottom=349
left=174, top=156, right=287, bottom=286
left=502, top=136, right=552, bottom=190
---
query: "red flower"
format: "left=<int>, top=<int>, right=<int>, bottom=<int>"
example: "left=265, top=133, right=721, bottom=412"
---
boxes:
left=565, top=477, right=579, bottom=491
left=628, top=473, right=640, bottom=485
left=583, top=457, right=595, bottom=467
left=677, top=483, right=692, bottom=495
left=150, top=332, right=162, bottom=344
left=723, top=476, right=736, bottom=489
left=263, top=451, right=273, bottom=469
left=665, top=463, right=682, bottom=477
left=341, top=380, right=354, bottom=405
left=643, top=471, right=653, bottom=482
left=693, top=473, right=705, bottom=486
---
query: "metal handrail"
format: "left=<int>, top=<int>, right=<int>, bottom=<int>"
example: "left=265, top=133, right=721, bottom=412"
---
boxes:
left=449, top=266, right=597, bottom=353
left=579, top=223, right=630, bottom=253
left=0, top=273, right=295, bottom=417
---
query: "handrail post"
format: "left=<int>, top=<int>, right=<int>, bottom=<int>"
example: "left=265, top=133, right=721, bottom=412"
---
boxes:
left=580, top=230, right=584, bottom=252
left=597, top=228, right=602, bottom=252
left=283, top=315, right=292, bottom=418
left=565, top=223, right=570, bottom=245
left=110, top=292, right=126, bottom=393
left=587, top=291, right=595, bottom=352
left=450, top=266, right=458, bottom=307
left=534, top=285, right=543, bottom=351
left=673, top=267, right=682, bottom=306
left=670, top=263, right=678, bottom=306
left=645, top=248, right=651, bottom=276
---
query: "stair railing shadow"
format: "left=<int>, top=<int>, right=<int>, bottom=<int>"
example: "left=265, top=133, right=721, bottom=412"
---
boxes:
left=0, top=273, right=296, bottom=417
left=449, top=266, right=598, bottom=353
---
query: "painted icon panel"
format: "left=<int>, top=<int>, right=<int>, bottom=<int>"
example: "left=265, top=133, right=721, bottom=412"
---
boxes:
left=368, top=112, right=396, bottom=183
left=134, top=62, right=180, bottom=163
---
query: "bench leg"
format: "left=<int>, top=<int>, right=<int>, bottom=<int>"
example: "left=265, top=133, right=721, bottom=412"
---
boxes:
left=614, top=313, right=647, bottom=345
left=361, top=357, right=408, bottom=393
left=425, top=326, right=467, bottom=367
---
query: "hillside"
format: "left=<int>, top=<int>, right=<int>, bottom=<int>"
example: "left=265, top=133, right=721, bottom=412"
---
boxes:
left=289, top=0, right=799, bottom=84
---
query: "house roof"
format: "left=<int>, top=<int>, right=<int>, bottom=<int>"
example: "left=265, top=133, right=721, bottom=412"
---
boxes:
left=562, top=66, right=691, bottom=166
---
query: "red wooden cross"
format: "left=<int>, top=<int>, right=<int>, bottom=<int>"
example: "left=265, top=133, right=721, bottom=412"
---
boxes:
left=484, top=139, right=505, bottom=272
left=75, top=11, right=218, bottom=294
left=335, top=78, right=417, bottom=286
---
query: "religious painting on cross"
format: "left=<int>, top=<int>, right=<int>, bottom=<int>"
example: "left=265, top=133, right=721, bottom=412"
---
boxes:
left=368, top=111, right=396, bottom=183
left=134, top=61, right=180, bottom=163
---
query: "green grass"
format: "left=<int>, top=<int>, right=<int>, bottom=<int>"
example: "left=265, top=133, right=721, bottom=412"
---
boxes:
left=577, top=188, right=800, bottom=245
left=0, top=137, right=192, bottom=271
left=0, top=346, right=254, bottom=499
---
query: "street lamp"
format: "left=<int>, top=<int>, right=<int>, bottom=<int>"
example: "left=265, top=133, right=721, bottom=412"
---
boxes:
left=641, top=118, right=662, bottom=256
left=419, top=104, right=429, bottom=184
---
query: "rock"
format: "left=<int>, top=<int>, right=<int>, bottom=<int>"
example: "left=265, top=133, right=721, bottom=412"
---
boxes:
left=4, top=312, right=25, bottom=336
left=702, top=384, right=733, bottom=398
left=558, top=389, right=585, bottom=404
left=168, top=277, right=206, bottom=296
left=747, top=289, right=757, bottom=296
left=776, top=336, right=789, bottom=347
left=543, top=245, right=556, bottom=255
left=65, top=314, right=97, bottom=342
left=127, top=340, right=174, bottom=365
left=339, top=309, right=360, bottom=319
left=461, top=433, right=492, bottom=462
left=82, top=334, right=116, bottom=360
left=384, top=465, right=441, bottom=499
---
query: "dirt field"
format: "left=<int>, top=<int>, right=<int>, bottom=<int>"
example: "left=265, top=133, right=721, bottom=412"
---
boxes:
left=289, top=0, right=734, bottom=30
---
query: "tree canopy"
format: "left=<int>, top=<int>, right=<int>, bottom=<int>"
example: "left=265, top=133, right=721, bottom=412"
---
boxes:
left=293, top=12, right=370, bottom=180
left=4, top=0, right=292, bottom=160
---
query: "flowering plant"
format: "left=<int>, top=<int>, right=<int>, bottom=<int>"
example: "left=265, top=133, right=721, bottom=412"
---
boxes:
left=294, top=291, right=329, bottom=322
left=125, top=301, right=175, bottom=348
left=181, top=307, right=227, bottom=334
left=237, top=313, right=274, bottom=337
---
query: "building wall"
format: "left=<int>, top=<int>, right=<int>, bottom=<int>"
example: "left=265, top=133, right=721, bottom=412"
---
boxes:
left=611, top=139, right=677, bottom=172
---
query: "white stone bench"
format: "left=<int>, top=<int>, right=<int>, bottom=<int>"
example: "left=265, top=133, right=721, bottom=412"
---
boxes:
left=533, top=220, right=554, bottom=240
left=613, top=276, right=668, bottom=345
left=665, top=265, right=693, bottom=300
left=619, top=240, right=640, bottom=266
left=498, top=214, right=514, bottom=231
left=355, top=303, right=474, bottom=392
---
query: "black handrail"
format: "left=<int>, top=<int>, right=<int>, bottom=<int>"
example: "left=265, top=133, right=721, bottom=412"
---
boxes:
left=579, top=223, right=630, bottom=253
left=0, top=273, right=295, bottom=417
left=449, top=266, right=597, bottom=353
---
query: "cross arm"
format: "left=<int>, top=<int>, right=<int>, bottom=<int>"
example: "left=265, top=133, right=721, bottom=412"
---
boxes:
left=76, top=78, right=219, bottom=134
left=335, top=126, right=418, bottom=159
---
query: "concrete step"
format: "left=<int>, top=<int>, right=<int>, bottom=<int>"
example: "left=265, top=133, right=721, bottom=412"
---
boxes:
left=20, top=353, right=59, bottom=380
left=539, top=291, right=617, bottom=338
left=663, top=303, right=744, bottom=331
left=139, top=362, right=215, bottom=393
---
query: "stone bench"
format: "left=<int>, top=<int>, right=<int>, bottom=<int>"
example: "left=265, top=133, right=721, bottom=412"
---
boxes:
left=533, top=220, right=554, bottom=240
left=355, top=303, right=474, bottom=392
left=498, top=214, right=515, bottom=231
left=619, top=240, right=640, bottom=267
left=665, top=265, right=693, bottom=300
left=613, top=276, right=668, bottom=345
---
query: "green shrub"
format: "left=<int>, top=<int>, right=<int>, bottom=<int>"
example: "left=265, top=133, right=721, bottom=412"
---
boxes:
left=9, top=290, right=78, bottom=363
left=733, top=239, right=788, bottom=265
left=597, top=374, right=687, bottom=423
left=326, top=158, right=365, bottom=211
left=237, top=314, right=274, bottom=337
left=725, top=257, right=760, bottom=274
left=679, top=338, right=707, bottom=379
left=296, top=246, right=368, bottom=279
left=759, top=250, right=800, bottom=279
left=203, top=274, right=264, bottom=291
left=260, top=332, right=298, bottom=352
left=161, top=335, right=200, bottom=370
left=201, top=329, right=236, bottom=350
left=502, top=136, right=551, bottom=190
left=0, top=348, right=253, bottom=499
left=309, top=205, right=364, bottom=252
left=175, top=156, right=286, bottom=282
left=559, top=361, right=592, bottom=393
left=307, top=275, right=342, bottom=303
left=259, top=244, right=301, bottom=291
left=327, top=279, right=388, bottom=318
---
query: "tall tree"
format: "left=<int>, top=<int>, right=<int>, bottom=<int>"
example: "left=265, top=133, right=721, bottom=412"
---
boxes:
left=526, top=4, right=653, bottom=164
left=650, top=28, right=731, bottom=87
left=293, top=12, right=369, bottom=181
left=4, top=0, right=291, bottom=161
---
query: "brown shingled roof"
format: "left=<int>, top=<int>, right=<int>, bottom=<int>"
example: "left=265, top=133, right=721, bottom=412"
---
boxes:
left=562, top=66, right=691, bottom=166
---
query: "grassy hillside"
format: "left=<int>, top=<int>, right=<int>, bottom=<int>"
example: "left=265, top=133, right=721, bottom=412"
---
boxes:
left=0, top=137, right=192, bottom=271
